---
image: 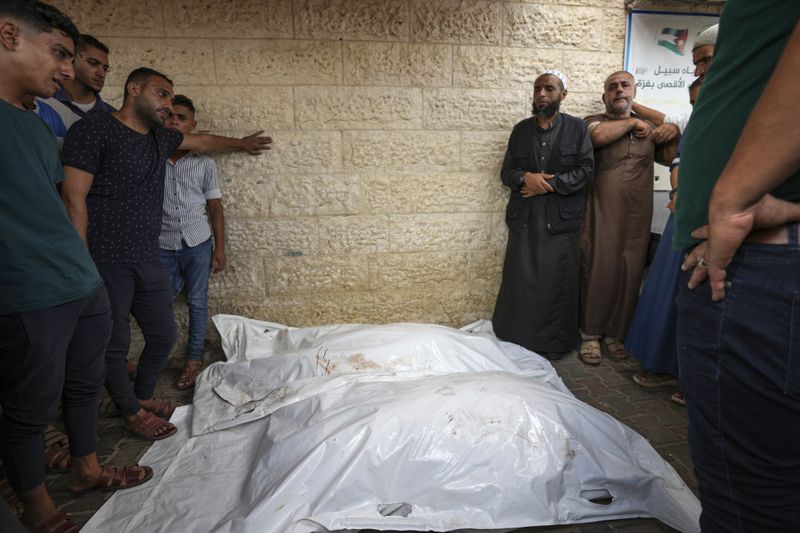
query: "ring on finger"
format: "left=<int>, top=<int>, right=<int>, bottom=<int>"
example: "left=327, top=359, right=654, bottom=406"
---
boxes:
left=697, top=255, right=709, bottom=269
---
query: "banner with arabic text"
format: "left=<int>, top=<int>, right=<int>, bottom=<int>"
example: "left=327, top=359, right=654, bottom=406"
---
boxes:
left=624, top=10, right=719, bottom=190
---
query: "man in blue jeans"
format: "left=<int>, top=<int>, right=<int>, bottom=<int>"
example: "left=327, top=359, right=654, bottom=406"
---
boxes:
left=159, top=95, right=226, bottom=389
left=675, top=1, right=800, bottom=530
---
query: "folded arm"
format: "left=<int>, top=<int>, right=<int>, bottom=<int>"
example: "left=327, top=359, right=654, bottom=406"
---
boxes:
left=547, top=131, right=594, bottom=195
left=587, top=117, right=648, bottom=147
left=631, top=102, right=665, bottom=125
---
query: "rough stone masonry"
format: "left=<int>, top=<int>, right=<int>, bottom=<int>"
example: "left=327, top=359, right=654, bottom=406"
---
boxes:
left=51, top=0, right=721, bottom=357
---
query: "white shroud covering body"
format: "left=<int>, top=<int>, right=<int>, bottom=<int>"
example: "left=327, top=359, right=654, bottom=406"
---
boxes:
left=82, top=316, right=700, bottom=533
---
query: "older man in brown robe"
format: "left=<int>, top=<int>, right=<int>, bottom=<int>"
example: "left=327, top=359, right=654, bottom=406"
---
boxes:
left=579, top=71, right=672, bottom=365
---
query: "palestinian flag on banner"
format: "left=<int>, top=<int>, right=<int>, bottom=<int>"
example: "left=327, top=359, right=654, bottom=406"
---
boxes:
left=657, top=27, right=689, bottom=55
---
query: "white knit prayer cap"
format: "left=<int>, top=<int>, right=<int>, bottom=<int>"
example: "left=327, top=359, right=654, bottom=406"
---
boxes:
left=539, top=70, right=568, bottom=91
left=693, top=24, right=719, bottom=51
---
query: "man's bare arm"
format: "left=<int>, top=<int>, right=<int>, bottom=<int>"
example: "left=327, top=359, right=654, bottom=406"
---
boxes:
left=631, top=102, right=666, bottom=125
left=632, top=103, right=681, bottom=142
left=61, top=166, right=95, bottom=246
left=207, top=198, right=226, bottom=273
left=588, top=118, right=645, bottom=147
left=711, top=25, right=800, bottom=212
left=651, top=123, right=681, bottom=144
left=655, top=137, right=679, bottom=166
left=685, top=22, right=800, bottom=300
left=180, top=130, right=273, bottom=155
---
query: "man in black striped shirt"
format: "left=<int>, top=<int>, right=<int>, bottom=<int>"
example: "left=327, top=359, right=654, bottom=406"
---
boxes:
left=159, top=95, right=226, bottom=390
left=61, top=67, right=271, bottom=441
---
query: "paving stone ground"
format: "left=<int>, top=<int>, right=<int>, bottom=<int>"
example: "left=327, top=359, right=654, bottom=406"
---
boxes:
left=38, top=348, right=694, bottom=532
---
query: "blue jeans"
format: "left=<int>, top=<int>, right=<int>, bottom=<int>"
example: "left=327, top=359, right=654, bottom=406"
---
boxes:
left=159, top=239, right=212, bottom=361
left=677, top=233, right=800, bottom=531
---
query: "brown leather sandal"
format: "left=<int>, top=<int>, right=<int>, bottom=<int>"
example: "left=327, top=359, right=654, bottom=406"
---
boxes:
left=176, top=360, right=203, bottom=390
left=44, top=446, right=71, bottom=473
left=670, top=390, right=686, bottom=406
left=579, top=340, right=602, bottom=365
left=1, top=477, right=22, bottom=519
left=44, top=426, right=69, bottom=448
left=30, top=511, right=80, bottom=533
left=125, top=411, right=177, bottom=441
left=140, top=398, right=179, bottom=419
left=69, top=464, right=153, bottom=497
left=602, top=337, right=630, bottom=360
left=44, top=426, right=71, bottom=472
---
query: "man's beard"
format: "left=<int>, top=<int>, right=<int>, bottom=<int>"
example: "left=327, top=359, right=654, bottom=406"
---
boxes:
left=135, top=98, right=168, bottom=128
left=532, top=100, right=561, bottom=118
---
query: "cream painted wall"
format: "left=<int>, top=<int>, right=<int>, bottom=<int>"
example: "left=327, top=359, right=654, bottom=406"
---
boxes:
left=51, top=0, right=720, bottom=351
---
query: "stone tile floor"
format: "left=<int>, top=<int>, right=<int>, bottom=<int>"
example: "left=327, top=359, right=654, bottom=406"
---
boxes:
left=37, top=350, right=693, bottom=532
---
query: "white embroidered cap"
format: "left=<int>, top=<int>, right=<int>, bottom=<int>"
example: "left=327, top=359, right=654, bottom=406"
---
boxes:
left=539, top=70, right=568, bottom=91
left=693, top=24, right=718, bottom=51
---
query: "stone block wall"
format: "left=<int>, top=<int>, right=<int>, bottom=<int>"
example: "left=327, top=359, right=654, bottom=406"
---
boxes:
left=52, top=0, right=720, bottom=349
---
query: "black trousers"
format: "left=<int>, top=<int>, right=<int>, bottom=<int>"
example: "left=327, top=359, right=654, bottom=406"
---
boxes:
left=96, top=263, right=177, bottom=417
left=0, top=287, right=110, bottom=491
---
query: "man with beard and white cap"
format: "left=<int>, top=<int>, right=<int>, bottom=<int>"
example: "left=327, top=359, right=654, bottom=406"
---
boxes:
left=492, top=70, right=594, bottom=360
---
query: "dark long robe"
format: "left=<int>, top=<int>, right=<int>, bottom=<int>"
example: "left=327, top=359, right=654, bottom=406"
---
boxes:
left=493, top=113, right=594, bottom=354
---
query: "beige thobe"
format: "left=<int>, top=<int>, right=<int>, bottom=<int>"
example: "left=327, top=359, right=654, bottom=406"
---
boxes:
left=580, top=114, right=655, bottom=339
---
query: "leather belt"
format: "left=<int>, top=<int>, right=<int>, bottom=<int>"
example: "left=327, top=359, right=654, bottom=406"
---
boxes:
left=743, top=224, right=798, bottom=245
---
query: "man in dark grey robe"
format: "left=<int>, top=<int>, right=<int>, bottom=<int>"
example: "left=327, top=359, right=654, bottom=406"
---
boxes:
left=492, top=71, right=594, bottom=360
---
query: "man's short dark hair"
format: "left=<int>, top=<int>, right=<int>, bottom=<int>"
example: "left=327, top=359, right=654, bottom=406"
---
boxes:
left=78, top=33, right=109, bottom=55
left=122, top=67, right=173, bottom=102
left=0, top=0, right=79, bottom=46
left=172, top=94, right=195, bottom=115
left=604, top=70, right=635, bottom=88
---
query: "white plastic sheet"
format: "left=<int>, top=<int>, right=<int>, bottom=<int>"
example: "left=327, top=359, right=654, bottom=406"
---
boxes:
left=83, top=316, right=700, bottom=533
